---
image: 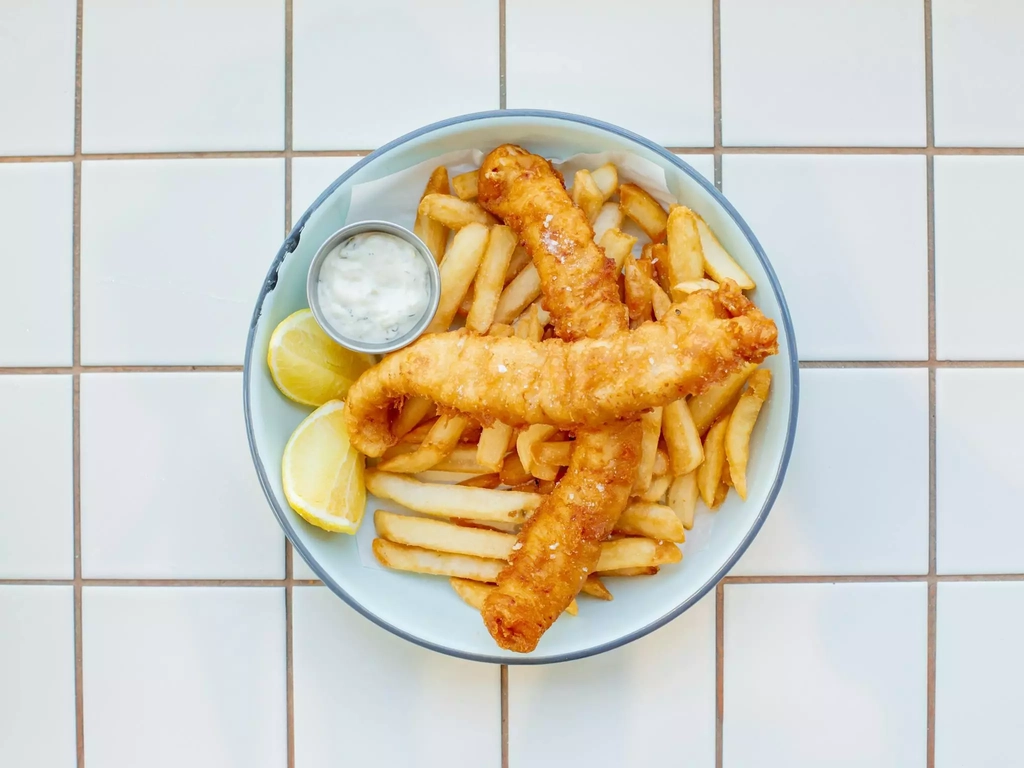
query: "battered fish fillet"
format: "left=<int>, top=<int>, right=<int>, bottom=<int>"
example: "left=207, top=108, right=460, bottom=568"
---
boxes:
left=344, top=283, right=778, bottom=457
left=478, top=144, right=626, bottom=341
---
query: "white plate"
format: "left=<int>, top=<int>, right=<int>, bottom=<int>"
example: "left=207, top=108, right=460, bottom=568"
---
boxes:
left=243, top=110, right=799, bottom=663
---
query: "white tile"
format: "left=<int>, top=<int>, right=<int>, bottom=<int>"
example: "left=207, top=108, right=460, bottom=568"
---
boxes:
left=720, top=0, right=925, bottom=146
left=723, top=154, right=928, bottom=360
left=0, top=163, right=73, bottom=365
left=677, top=153, right=715, bottom=185
left=0, top=586, right=76, bottom=768
left=507, top=0, right=713, bottom=147
left=935, top=157, right=1024, bottom=360
left=933, top=1, right=1024, bottom=146
left=509, top=594, right=715, bottom=768
left=293, top=0, right=497, bottom=150
left=82, top=0, right=283, bottom=152
left=293, top=586, right=499, bottom=768
left=80, top=373, right=284, bottom=579
left=0, top=376, right=73, bottom=579
left=0, top=0, right=76, bottom=155
left=291, top=156, right=361, bottom=226
left=724, top=583, right=927, bottom=768
left=81, top=159, right=284, bottom=365
left=83, top=587, right=286, bottom=768
left=935, top=582, right=1024, bottom=767
left=733, top=369, right=929, bottom=576
left=936, top=369, right=1024, bottom=574
left=291, top=548, right=320, bottom=582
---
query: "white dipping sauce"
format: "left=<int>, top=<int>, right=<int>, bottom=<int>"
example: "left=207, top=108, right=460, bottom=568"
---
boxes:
left=316, top=232, right=431, bottom=343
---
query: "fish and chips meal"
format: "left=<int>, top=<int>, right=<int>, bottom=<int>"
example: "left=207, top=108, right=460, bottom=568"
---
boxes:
left=267, top=144, right=778, bottom=653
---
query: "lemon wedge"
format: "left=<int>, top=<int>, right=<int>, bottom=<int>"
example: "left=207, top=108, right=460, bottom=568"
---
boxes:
left=282, top=400, right=366, bottom=533
left=267, top=309, right=373, bottom=406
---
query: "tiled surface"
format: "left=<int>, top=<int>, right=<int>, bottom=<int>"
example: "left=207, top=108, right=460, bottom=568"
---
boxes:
left=2, top=2, right=1024, bottom=765
left=0, top=0, right=76, bottom=156
left=722, top=154, right=928, bottom=360
left=80, top=373, right=283, bottom=579
left=0, top=376, right=74, bottom=579
left=732, top=369, right=929, bottom=576
left=0, top=162, right=73, bottom=366
left=80, top=159, right=284, bottom=365
left=936, top=369, right=1024, bottom=574
left=507, top=0, right=713, bottom=147
left=509, top=593, right=715, bottom=768
left=935, top=582, right=1024, bottom=767
left=720, top=0, right=926, bottom=147
left=293, top=587, right=500, bottom=768
left=293, top=0, right=498, bottom=149
left=724, top=583, right=928, bottom=768
left=81, top=0, right=284, bottom=152
left=82, top=587, right=286, bottom=768
left=0, top=586, right=77, bottom=768
left=932, top=0, right=1024, bottom=147
left=934, top=156, right=1024, bottom=360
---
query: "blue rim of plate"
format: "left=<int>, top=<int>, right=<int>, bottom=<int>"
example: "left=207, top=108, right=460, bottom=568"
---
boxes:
left=244, top=109, right=800, bottom=664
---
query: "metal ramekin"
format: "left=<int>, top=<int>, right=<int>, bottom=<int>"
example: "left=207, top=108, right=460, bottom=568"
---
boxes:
left=306, top=220, right=441, bottom=355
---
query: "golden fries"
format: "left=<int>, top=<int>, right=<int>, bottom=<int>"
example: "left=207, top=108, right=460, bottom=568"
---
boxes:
left=694, top=214, right=755, bottom=290
left=466, top=225, right=517, bottom=334
left=648, top=277, right=672, bottom=320
left=572, top=169, right=604, bottom=222
left=639, top=474, right=670, bottom=503
left=373, top=539, right=504, bottom=582
left=378, top=413, right=469, bottom=473
left=418, top=194, right=495, bottom=229
left=427, top=223, right=489, bottom=333
left=477, top=421, right=514, bottom=472
left=624, top=262, right=653, bottom=326
left=592, top=202, right=624, bottom=243
left=619, top=183, right=668, bottom=242
left=451, top=170, right=479, bottom=200
left=667, top=471, right=698, bottom=530
left=603, top=566, right=660, bottom=577
left=532, top=440, right=574, bottom=467
left=392, top=397, right=436, bottom=440
left=365, top=470, right=541, bottom=523
left=598, top=227, right=638, bottom=273
left=494, top=263, right=541, bottom=324
left=590, top=163, right=618, bottom=201
left=613, top=502, right=686, bottom=542
left=665, top=205, right=705, bottom=285
left=697, top=417, right=728, bottom=507
left=458, top=473, right=502, bottom=489
left=689, top=363, right=758, bottom=435
left=596, top=538, right=681, bottom=572
left=725, top=369, right=771, bottom=499
left=580, top=575, right=613, bottom=601
left=376, top=510, right=513, bottom=560
left=517, top=423, right=558, bottom=474
left=450, top=577, right=578, bottom=615
left=671, top=279, right=720, bottom=300
left=662, top=399, right=704, bottom=476
left=504, top=245, right=531, bottom=285
left=633, top=407, right=663, bottom=493
left=499, top=453, right=533, bottom=487
left=413, top=166, right=450, bottom=262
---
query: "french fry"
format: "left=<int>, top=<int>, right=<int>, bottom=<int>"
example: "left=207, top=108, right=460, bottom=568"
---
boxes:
left=477, top=421, right=514, bottom=472
left=488, top=323, right=515, bottom=337
left=451, top=517, right=519, bottom=534
left=697, top=418, right=728, bottom=508
left=493, top=263, right=541, bottom=324
left=517, top=423, right=558, bottom=474
left=690, top=363, right=758, bottom=435
left=596, top=538, right=681, bottom=571
left=413, top=166, right=449, bottom=262
left=590, top=163, right=618, bottom=201
left=592, top=202, right=624, bottom=242
left=580, top=574, right=613, bottom=601
left=399, top=416, right=439, bottom=444
left=654, top=447, right=669, bottom=477
left=602, top=566, right=660, bottom=577
left=598, top=228, right=638, bottom=273
left=373, top=538, right=503, bottom=582
left=450, top=578, right=578, bottom=616
left=572, top=169, right=604, bottom=222
left=725, top=369, right=771, bottom=499
left=671, top=278, right=720, bottom=301
left=427, top=223, right=489, bottom=333
left=662, top=399, right=704, bottom=476
left=633, top=407, right=663, bottom=493
left=376, top=510, right=513, bottom=560
left=613, top=502, right=686, bottom=542
left=694, top=214, right=755, bottom=290
left=504, top=245, right=531, bottom=286
left=384, top=444, right=491, bottom=474
left=466, top=225, right=517, bottom=333
left=499, top=453, right=532, bottom=487
left=514, top=302, right=544, bottom=343
left=667, top=471, right=698, bottom=530
left=532, top=440, right=574, bottom=467
left=451, top=170, right=479, bottom=200
left=712, top=477, right=729, bottom=509
left=378, top=413, right=469, bottom=473
left=638, top=474, right=670, bottom=503
left=619, top=183, right=668, bottom=242
left=365, top=470, right=541, bottom=523
left=624, top=262, right=653, bottom=326
left=458, top=473, right=502, bottom=489
left=418, top=194, right=495, bottom=229
left=648, top=277, right=672, bottom=320
left=392, top=397, right=436, bottom=440
left=665, top=205, right=705, bottom=285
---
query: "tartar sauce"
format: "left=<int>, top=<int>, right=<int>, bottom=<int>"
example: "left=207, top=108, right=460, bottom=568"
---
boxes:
left=316, top=232, right=430, bottom=343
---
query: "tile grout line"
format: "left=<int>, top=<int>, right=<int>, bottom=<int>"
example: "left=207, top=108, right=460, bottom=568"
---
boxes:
left=712, top=6, right=724, bottom=767
left=499, top=3, right=509, bottom=764
left=712, top=0, right=723, bottom=192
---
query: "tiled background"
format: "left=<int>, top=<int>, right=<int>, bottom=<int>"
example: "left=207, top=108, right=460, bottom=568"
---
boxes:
left=1, top=1, right=1022, bottom=767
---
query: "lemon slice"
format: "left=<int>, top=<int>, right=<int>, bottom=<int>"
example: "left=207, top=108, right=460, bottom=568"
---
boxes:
left=282, top=400, right=366, bottom=533
left=267, top=309, right=373, bottom=406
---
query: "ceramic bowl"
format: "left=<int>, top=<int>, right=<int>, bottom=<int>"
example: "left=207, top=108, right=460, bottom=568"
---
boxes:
left=244, top=110, right=799, bottom=663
